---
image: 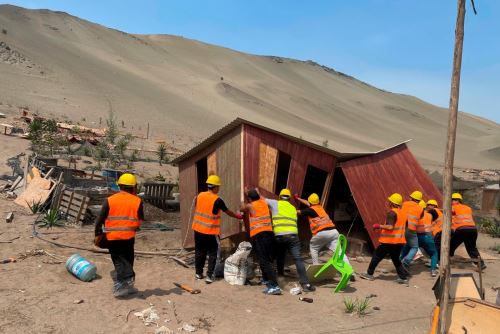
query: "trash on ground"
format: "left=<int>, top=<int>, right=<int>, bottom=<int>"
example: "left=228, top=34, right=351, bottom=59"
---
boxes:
left=65, top=254, right=97, bottom=282
left=134, top=306, right=160, bottom=326
left=289, top=284, right=302, bottom=295
left=299, top=297, right=313, bottom=303
left=155, top=326, right=174, bottom=334
left=73, top=299, right=84, bottom=304
left=181, top=323, right=196, bottom=332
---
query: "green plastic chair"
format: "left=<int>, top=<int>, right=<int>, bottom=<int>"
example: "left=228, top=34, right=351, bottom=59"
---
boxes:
left=314, top=234, right=353, bottom=293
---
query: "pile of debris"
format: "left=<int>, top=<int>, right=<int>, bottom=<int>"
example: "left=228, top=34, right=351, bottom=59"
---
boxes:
left=1, top=155, right=180, bottom=227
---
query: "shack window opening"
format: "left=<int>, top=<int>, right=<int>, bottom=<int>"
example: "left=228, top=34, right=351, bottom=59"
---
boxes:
left=301, top=165, right=328, bottom=201
left=196, top=156, right=208, bottom=193
left=326, top=167, right=372, bottom=253
left=274, top=151, right=291, bottom=195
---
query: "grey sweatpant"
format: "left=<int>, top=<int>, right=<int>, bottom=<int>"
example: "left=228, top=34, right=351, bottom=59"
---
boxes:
left=309, top=229, right=350, bottom=265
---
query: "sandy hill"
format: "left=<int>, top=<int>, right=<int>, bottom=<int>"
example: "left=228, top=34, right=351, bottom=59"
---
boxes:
left=0, top=5, right=499, bottom=169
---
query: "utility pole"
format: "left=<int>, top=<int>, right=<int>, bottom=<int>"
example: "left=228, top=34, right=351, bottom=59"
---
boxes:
left=439, top=0, right=466, bottom=333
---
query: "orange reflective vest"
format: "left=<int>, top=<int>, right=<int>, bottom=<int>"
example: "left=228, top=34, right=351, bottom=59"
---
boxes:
left=249, top=199, right=273, bottom=238
left=416, top=211, right=433, bottom=234
left=379, top=208, right=407, bottom=244
left=192, top=191, right=221, bottom=235
left=402, top=201, right=423, bottom=232
left=431, top=209, right=443, bottom=236
left=452, top=203, right=475, bottom=230
left=104, top=191, right=141, bottom=241
left=308, top=205, right=335, bottom=236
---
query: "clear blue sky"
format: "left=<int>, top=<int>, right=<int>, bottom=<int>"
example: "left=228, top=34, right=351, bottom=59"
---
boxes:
left=4, top=0, right=500, bottom=123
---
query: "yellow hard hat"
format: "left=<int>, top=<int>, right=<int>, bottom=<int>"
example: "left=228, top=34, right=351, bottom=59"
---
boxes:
left=279, top=188, right=291, bottom=198
left=427, top=199, right=438, bottom=207
left=117, top=173, right=137, bottom=186
left=308, top=193, right=320, bottom=205
left=388, top=193, right=403, bottom=206
left=452, top=193, right=463, bottom=200
left=410, top=190, right=423, bottom=201
left=418, top=200, right=426, bottom=208
left=206, top=175, right=221, bottom=186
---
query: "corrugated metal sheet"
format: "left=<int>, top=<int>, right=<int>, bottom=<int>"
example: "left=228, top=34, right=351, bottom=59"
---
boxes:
left=179, top=126, right=242, bottom=248
left=341, top=143, right=442, bottom=247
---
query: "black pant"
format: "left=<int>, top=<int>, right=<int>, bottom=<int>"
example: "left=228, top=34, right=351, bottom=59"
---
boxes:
left=367, top=243, right=407, bottom=279
left=450, top=228, right=481, bottom=261
left=108, top=238, right=135, bottom=284
left=434, top=232, right=442, bottom=261
left=194, top=231, right=218, bottom=277
left=275, top=234, right=309, bottom=285
left=252, top=231, right=278, bottom=287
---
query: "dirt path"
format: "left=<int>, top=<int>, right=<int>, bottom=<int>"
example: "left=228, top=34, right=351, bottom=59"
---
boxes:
left=1, top=196, right=498, bottom=334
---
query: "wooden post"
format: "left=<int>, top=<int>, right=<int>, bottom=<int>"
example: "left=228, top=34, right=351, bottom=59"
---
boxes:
left=146, top=122, right=150, bottom=140
left=439, top=1, right=466, bottom=333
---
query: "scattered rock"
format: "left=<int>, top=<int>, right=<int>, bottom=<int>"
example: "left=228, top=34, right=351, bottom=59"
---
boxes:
left=366, top=294, right=377, bottom=299
left=182, top=323, right=196, bottom=332
left=5, top=212, right=14, bottom=223
left=355, top=256, right=365, bottom=263
left=73, top=299, right=84, bottom=304
left=373, top=306, right=381, bottom=311
left=381, top=269, right=389, bottom=274
left=155, top=326, right=174, bottom=334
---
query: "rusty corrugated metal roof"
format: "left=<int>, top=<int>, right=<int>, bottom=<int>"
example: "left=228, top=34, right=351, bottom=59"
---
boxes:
left=173, top=117, right=408, bottom=164
left=341, top=143, right=442, bottom=247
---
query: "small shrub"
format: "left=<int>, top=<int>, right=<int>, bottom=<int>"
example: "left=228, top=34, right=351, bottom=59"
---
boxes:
left=37, top=209, right=64, bottom=229
left=1, top=29, right=7, bottom=35
left=485, top=220, right=500, bottom=238
left=27, top=200, right=44, bottom=214
left=343, top=297, right=356, bottom=314
left=356, top=298, right=371, bottom=316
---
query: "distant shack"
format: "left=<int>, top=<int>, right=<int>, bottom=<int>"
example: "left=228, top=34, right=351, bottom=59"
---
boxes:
left=173, top=118, right=442, bottom=249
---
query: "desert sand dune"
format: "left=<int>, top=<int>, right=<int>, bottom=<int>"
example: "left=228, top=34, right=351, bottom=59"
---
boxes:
left=0, top=4, right=498, bottom=169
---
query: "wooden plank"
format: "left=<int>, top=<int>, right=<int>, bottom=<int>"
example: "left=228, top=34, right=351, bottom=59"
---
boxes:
left=258, top=143, right=277, bottom=193
left=207, top=151, right=217, bottom=175
left=321, top=171, right=334, bottom=207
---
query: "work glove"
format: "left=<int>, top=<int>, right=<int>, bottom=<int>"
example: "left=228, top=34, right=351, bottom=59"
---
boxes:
left=372, top=224, right=381, bottom=230
left=293, top=193, right=300, bottom=200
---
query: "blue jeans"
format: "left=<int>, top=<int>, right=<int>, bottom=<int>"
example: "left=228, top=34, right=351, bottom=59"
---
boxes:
left=400, top=231, right=418, bottom=266
left=417, top=233, right=438, bottom=270
left=275, top=234, right=309, bottom=284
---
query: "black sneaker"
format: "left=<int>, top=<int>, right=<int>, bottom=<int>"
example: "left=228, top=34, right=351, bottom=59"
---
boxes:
left=301, top=284, right=316, bottom=292
left=205, top=276, right=214, bottom=284
left=195, top=274, right=203, bottom=280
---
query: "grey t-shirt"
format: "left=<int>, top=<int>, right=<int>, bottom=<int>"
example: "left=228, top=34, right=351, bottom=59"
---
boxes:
left=265, top=199, right=279, bottom=216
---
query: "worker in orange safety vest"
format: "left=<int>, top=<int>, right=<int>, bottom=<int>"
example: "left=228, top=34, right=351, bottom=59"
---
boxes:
left=449, top=193, right=486, bottom=270
left=95, top=173, right=143, bottom=297
left=360, top=193, right=409, bottom=284
left=426, top=199, right=444, bottom=261
left=192, top=175, right=243, bottom=284
left=240, top=189, right=281, bottom=295
left=295, top=193, right=351, bottom=267
left=400, top=190, right=425, bottom=272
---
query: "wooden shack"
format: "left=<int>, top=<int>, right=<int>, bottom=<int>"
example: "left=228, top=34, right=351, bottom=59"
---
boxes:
left=173, top=118, right=441, bottom=249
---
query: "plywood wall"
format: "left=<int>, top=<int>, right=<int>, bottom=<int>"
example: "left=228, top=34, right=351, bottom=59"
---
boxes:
left=179, top=127, right=242, bottom=248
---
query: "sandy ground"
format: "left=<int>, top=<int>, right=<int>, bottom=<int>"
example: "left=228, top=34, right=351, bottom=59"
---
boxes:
left=1, top=194, right=498, bottom=334
left=0, top=5, right=499, bottom=169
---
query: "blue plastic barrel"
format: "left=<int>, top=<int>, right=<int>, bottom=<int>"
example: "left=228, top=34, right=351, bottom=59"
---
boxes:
left=65, top=254, right=97, bottom=282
